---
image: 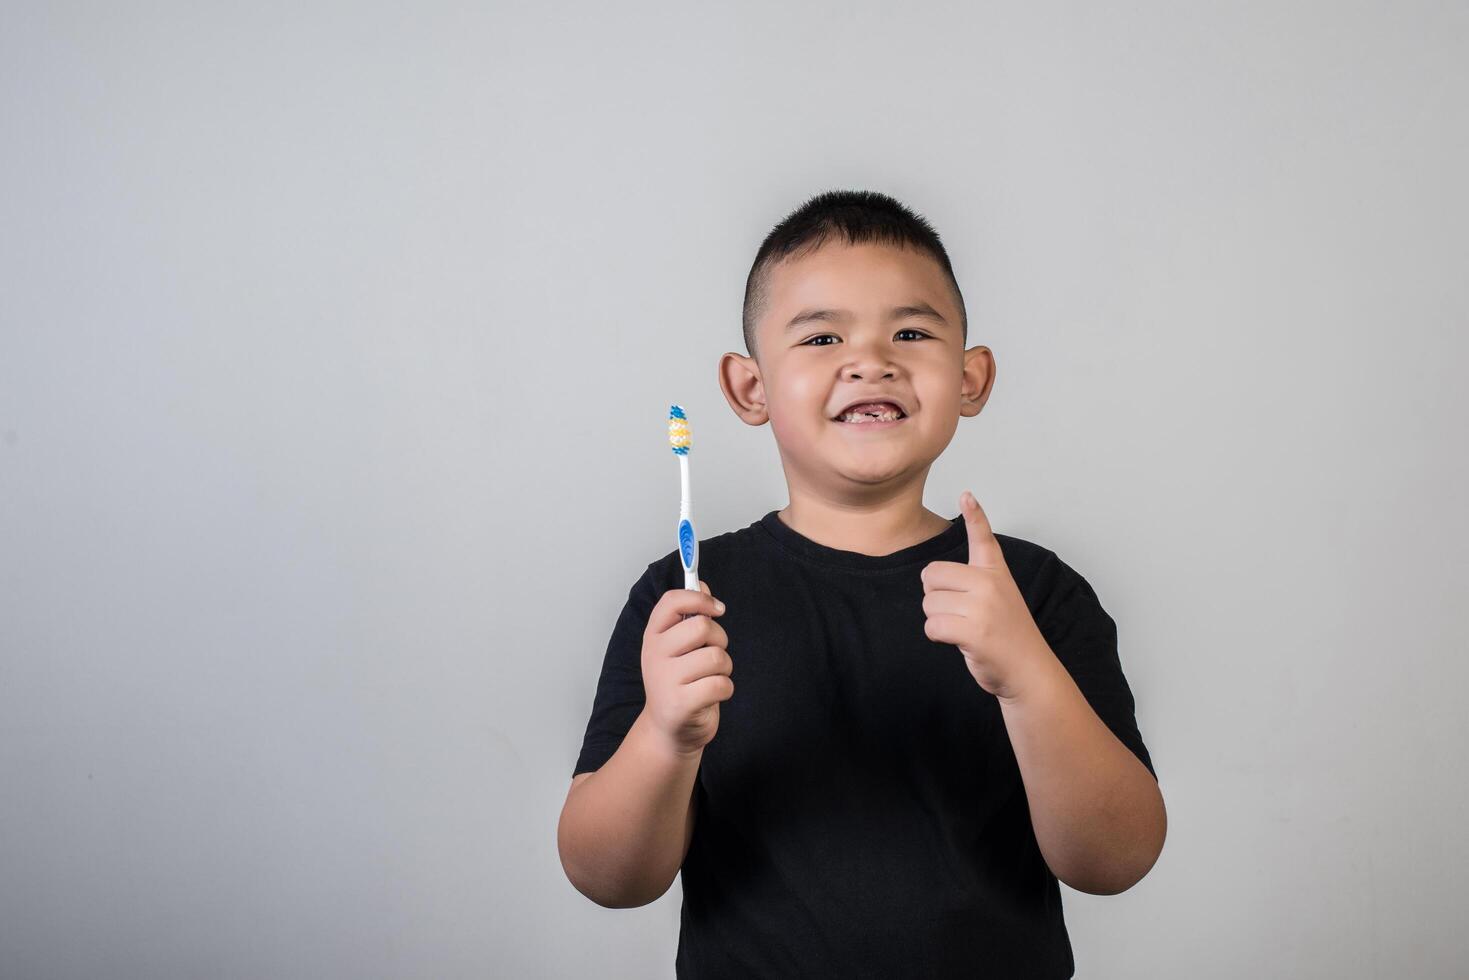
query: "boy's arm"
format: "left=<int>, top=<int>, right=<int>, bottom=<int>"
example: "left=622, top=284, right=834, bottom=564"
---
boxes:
left=998, top=651, right=1167, bottom=895
left=925, top=495, right=1164, bottom=895
left=558, top=709, right=701, bottom=908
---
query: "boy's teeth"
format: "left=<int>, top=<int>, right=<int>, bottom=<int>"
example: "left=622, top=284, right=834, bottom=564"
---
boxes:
left=839, top=408, right=902, bottom=423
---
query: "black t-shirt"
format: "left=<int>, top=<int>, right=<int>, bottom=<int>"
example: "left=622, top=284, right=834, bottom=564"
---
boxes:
left=572, top=510, right=1156, bottom=979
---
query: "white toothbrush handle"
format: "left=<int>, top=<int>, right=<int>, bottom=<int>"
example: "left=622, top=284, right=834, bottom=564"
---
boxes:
left=677, top=454, right=699, bottom=599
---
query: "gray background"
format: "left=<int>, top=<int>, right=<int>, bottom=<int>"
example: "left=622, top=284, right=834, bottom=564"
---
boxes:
left=2, top=2, right=1465, bottom=977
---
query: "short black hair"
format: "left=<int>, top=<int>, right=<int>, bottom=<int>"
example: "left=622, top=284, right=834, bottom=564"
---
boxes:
left=741, top=189, right=968, bottom=360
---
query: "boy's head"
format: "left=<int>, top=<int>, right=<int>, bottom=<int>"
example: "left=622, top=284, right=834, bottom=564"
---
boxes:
left=719, top=189, right=995, bottom=501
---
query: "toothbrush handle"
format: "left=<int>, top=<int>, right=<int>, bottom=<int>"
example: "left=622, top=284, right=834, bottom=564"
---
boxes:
left=678, top=455, right=698, bottom=616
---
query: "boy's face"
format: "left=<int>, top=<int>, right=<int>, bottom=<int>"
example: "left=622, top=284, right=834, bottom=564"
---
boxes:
left=719, top=241, right=994, bottom=500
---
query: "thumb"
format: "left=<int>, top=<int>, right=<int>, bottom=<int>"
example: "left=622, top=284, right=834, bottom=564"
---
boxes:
left=698, top=580, right=711, bottom=595
left=960, top=491, right=1004, bottom=569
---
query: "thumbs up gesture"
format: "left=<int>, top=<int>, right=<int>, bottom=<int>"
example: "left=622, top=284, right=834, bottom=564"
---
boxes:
left=921, top=491, right=1052, bottom=702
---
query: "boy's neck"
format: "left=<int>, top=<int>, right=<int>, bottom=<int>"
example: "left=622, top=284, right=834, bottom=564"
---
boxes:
left=776, top=488, right=954, bottom=558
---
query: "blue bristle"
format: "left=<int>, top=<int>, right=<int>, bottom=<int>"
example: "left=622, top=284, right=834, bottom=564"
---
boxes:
left=668, top=404, right=690, bottom=455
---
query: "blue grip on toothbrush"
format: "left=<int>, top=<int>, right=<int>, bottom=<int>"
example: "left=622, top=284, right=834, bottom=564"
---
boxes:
left=679, top=518, right=697, bottom=572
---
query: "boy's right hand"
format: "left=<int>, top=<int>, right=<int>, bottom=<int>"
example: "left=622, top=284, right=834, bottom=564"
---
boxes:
left=641, top=580, right=733, bottom=759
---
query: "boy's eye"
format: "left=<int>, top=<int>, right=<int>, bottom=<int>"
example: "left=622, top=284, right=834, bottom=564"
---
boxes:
left=802, top=329, right=930, bottom=347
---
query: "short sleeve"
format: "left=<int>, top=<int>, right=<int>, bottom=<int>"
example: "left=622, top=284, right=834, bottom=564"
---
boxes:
left=571, top=557, right=670, bottom=777
left=1033, top=554, right=1157, bottom=781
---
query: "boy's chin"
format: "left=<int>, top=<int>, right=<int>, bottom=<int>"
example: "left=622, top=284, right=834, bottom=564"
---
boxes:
left=825, top=449, right=927, bottom=481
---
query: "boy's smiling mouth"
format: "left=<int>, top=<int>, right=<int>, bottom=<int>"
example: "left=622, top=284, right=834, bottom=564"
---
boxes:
left=831, top=398, right=909, bottom=424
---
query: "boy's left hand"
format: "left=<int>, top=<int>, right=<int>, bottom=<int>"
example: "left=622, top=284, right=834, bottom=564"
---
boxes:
left=921, top=491, right=1053, bottom=701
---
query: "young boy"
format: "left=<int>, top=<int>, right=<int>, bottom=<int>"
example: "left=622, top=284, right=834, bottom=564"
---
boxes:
left=558, top=189, right=1166, bottom=978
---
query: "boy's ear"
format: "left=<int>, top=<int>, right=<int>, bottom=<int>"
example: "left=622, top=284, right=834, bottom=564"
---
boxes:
left=959, top=345, right=997, bottom=418
left=718, top=351, right=769, bottom=425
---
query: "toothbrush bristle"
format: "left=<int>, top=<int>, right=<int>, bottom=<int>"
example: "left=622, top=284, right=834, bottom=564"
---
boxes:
left=668, top=404, right=691, bottom=455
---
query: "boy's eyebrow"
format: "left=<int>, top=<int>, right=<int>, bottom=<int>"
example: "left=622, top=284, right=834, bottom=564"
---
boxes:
left=783, top=302, right=950, bottom=332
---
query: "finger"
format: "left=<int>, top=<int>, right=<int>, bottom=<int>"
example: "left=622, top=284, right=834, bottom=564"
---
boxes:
left=923, top=612, right=966, bottom=646
left=922, top=590, right=972, bottom=618
left=960, top=490, right=1005, bottom=569
left=920, top=559, right=973, bottom=593
left=662, top=609, right=730, bottom=658
left=679, top=616, right=729, bottom=655
left=684, top=673, right=735, bottom=707
left=647, top=587, right=726, bottom=637
left=682, top=580, right=716, bottom=625
left=676, top=645, right=733, bottom=685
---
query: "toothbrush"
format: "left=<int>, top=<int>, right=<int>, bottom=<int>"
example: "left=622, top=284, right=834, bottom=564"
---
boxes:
left=667, top=405, right=699, bottom=612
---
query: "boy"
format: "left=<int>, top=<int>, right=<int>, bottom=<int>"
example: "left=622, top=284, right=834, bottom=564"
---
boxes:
left=558, top=189, right=1166, bottom=978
